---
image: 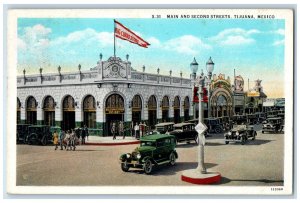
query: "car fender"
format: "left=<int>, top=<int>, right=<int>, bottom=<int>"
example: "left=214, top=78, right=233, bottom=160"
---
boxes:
left=141, top=156, right=154, bottom=164
left=119, top=154, right=127, bottom=162
left=172, top=150, right=178, bottom=159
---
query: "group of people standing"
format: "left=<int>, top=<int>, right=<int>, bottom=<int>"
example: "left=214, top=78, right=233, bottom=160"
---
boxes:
left=110, top=121, right=148, bottom=140
left=132, top=121, right=147, bottom=139
left=52, top=125, right=89, bottom=150
left=111, top=121, right=124, bottom=140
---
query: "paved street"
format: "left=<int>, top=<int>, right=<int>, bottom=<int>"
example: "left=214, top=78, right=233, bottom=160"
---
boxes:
left=16, top=128, right=284, bottom=186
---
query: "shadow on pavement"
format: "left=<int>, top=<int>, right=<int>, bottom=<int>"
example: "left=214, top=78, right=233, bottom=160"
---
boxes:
left=126, top=162, right=218, bottom=176
left=152, top=162, right=218, bottom=176
left=176, top=143, right=198, bottom=148
left=219, top=177, right=283, bottom=185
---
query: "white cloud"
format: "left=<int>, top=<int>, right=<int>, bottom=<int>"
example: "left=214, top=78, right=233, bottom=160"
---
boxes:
left=222, top=35, right=255, bottom=45
left=51, top=28, right=113, bottom=47
left=210, top=28, right=259, bottom=46
left=147, top=37, right=161, bottom=47
left=17, top=38, right=26, bottom=50
left=273, top=39, right=285, bottom=46
left=164, top=35, right=211, bottom=55
left=274, top=29, right=285, bottom=36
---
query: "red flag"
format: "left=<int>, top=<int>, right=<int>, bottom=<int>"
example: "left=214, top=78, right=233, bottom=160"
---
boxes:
left=114, top=20, right=150, bottom=48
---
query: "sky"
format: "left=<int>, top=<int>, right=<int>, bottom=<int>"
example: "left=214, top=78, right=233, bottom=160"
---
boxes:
left=17, top=18, right=285, bottom=98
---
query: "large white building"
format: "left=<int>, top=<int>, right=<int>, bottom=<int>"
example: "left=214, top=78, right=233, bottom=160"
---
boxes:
left=17, top=55, right=193, bottom=136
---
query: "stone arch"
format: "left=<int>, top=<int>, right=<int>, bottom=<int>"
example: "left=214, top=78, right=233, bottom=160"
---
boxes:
left=61, top=95, right=75, bottom=131
left=183, top=96, right=190, bottom=121
left=173, top=96, right=181, bottom=123
left=83, top=95, right=96, bottom=128
left=161, top=95, right=170, bottom=122
left=210, top=88, right=233, bottom=117
left=132, top=94, right=143, bottom=125
left=43, top=95, right=55, bottom=126
left=148, top=95, right=157, bottom=129
left=26, top=96, right=37, bottom=124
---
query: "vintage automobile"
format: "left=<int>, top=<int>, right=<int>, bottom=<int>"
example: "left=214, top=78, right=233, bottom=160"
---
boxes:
left=168, top=123, right=198, bottom=144
left=255, top=112, right=266, bottom=123
left=150, top=122, right=175, bottom=135
left=217, top=116, right=233, bottom=131
left=16, top=124, right=31, bottom=144
left=27, top=125, right=61, bottom=145
left=224, top=124, right=257, bottom=145
left=262, top=117, right=283, bottom=134
left=204, top=118, right=224, bottom=134
left=246, top=114, right=259, bottom=125
left=232, top=115, right=247, bottom=125
left=119, top=134, right=178, bottom=174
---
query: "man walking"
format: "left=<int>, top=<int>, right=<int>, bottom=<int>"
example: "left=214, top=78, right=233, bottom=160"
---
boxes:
left=119, top=121, right=125, bottom=139
left=59, top=130, right=65, bottom=150
left=112, top=122, right=116, bottom=140
left=81, top=127, right=86, bottom=145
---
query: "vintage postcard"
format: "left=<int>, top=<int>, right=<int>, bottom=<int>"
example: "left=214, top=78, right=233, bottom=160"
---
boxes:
left=6, top=8, right=294, bottom=195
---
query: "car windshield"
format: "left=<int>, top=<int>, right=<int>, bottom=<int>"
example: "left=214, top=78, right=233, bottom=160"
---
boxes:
left=141, top=141, right=156, bottom=147
left=174, top=126, right=183, bottom=130
left=156, top=127, right=165, bottom=132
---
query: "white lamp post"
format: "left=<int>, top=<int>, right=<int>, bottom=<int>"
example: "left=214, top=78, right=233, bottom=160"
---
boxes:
left=206, top=57, right=214, bottom=118
left=181, top=57, right=221, bottom=184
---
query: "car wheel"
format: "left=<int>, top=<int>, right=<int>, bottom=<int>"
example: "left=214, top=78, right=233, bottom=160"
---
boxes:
left=262, top=131, right=264, bottom=134
left=169, top=153, right=176, bottom=166
left=225, top=141, right=229, bottom=144
left=215, top=127, right=222, bottom=134
left=41, top=136, right=47, bottom=146
left=121, top=161, right=130, bottom=172
left=143, top=159, right=153, bottom=174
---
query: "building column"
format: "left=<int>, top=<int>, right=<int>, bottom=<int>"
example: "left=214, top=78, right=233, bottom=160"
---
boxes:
left=169, top=106, right=174, bottom=122
left=37, top=106, right=43, bottom=125
left=21, top=107, right=26, bottom=123
left=96, top=103, right=104, bottom=136
left=55, top=106, right=62, bottom=126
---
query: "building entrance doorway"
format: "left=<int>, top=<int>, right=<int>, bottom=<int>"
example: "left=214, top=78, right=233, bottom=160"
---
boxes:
left=105, top=94, right=125, bottom=136
left=148, top=95, right=157, bottom=129
left=62, top=95, right=75, bottom=131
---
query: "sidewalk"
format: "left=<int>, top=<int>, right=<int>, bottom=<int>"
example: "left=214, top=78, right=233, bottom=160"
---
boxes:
left=85, top=136, right=140, bottom=146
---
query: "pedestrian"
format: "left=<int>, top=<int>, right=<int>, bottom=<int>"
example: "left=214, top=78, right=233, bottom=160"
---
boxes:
left=143, top=122, right=147, bottom=135
left=134, top=122, right=139, bottom=139
left=64, top=131, right=71, bottom=151
left=81, top=127, right=86, bottom=145
left=70, top=129, right=76, bottom=151
left=59, top=130, right=65, bottom=150
left=53, top=130, right=59, bottom=150
left=119, top=121, right=125, bottom=139
left=84, top=125, right=89, bottom=141
left=139, top=122, right=143, bottom=138
left=112, top=122, right=116, bottom=140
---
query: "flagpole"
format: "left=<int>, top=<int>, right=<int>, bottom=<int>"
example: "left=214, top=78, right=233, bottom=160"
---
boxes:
left=114, top=19, right=116, bottom=57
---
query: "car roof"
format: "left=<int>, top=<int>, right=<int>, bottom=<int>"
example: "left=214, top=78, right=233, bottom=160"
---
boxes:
left=173, top=123, right=194, bottom=127
left=140, top=134, right=175, bottom=141
left=155, top=122, right=174, bottom=127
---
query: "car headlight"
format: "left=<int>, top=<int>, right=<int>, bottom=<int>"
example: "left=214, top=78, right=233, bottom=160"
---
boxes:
left=136, top=153, right=141, bottom=159
left=228, top=132, right=232, bottom=136
left=126, top=153, right=131, bottom=158
left=236, top=131, right=239, bottom=136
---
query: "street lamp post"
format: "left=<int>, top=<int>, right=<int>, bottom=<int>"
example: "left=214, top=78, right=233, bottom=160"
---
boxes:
left=206, top=57, right=215, bottom=118
left=181, top=57, right=221, bottom=185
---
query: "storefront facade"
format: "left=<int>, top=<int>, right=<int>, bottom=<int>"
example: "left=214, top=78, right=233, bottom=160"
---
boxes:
left=17, top=55, right=193, bottom=136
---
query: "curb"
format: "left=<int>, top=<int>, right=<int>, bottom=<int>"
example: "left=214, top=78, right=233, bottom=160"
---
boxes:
left=181, top=172, right=221, bottom=185
left=85, top=140, right=140, bottom=146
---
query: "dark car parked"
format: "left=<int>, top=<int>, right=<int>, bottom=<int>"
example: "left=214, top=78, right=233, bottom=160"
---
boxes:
left=27, top=125, right=61, bottom=145
left=232, top=115, right=247, bottom=125
left=168, top=123, right=198, bottom=144
left=246, top=114, right=259, bottom=125
left=119, top=134, right=178, bottom=174
left=150, top=122, right=175, bottom=135
left=16, top=124, right=31, bottom=144
left=224, top=124, right=257, bottom=145
left=204, top=118, right=224, bottom=134
left=218, top=116, right=233, bottom=131
left=262, top=117, right=283, bottom=134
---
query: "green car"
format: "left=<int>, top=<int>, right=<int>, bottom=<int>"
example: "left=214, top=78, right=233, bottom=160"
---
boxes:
left=119, top=134, right=178, bottom=174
